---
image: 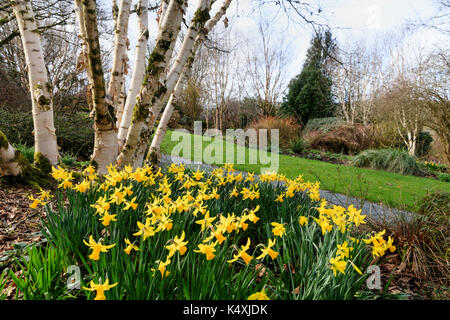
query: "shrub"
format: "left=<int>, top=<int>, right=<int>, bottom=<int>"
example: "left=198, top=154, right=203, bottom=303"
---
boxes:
left=0, top=108, right=34, bottom=146
left=437, top=172, right=450, bottom=182
left=351, top=149, right=422, bottom=176
left=304, top=123, right=376, bottom=155
left=0, top=108, right=94, bottom=160
left=290, top=137, right=309, bottom=154
left=249, top=116, right=300, bottom=150
left=304, top=117, right=345, bottom=133
left=416, top=132, right=433, bottom=157
left=54, top=112, right=94, bottom=160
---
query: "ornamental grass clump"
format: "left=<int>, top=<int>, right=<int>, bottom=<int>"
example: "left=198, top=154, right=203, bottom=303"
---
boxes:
left=9, top=163, right=397, bottom=300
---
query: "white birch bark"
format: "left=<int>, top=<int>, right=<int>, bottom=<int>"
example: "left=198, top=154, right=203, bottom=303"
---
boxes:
left=117, top=0, right=149, bottom=150
left=109, top=0, right=132, bottom=127
left=75, top=0, right=118, bottom=174
left=12, top=0, right=59, bottom=168
left=116, top=0, right=186, bottom=168
left=147, top=0, right=233, bottom=164
left=131, top=0, right=184, bottom=166
left=133, top=0, right=217, bottom=167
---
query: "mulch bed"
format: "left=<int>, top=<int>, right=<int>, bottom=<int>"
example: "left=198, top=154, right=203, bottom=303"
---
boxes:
left=0, top=183, right=46, bottom=255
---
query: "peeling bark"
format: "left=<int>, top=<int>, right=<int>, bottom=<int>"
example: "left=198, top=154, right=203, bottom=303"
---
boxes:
left=12, top=0, right=59, bottom=168
left=109, top=0, right=132, bottom=127
left=75, top=0, right=118, bottom=174
left=117, top=0, right=149, bottom=150
left=133, top=0, right=216, bottom=167
left=116, top=0, right=187, bottom=168
left=147, top=0, right=232, bottom=165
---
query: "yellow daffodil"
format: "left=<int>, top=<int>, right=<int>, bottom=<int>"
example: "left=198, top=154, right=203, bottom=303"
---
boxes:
left=271, top=222, right=286, bottom=238
left=123, top=197, right=138, bottom=211
left=133, top=218, right=156, bottom=240
left=90, top=195, right=110, bottom=215
left=246, top=205, right=260, bottom=224
left=83, top=236, right=116, bottom=261
left=73, top=179, right=91, bottom=193
left=336, top=241, right=353, bottom=259
left=275, top=193, right=284, bottom=203
left=248, top=289, right=270, bottom=300
left=83, top=278, right=118, bottom=300
left=166, top=231, right=188, bottom=258
left=299, top=216, right=308, bottom=226
left=99, top=212, right=117, bottom=226
left=194, top=241, right=218, bottom=260
left=28, top=195, right=46, bottom=209
left=192, top=168, right=204, bottom=181
left=230, top=186, right=239, bottom=198
left=195, top=211, right=216, bottom=232
left=124, top=238, right=139, bottom=255
left=256, top=239, right=278, bottom=260
left=245, top=172, right=255, bottom=183
left=329, top=256, right=347, bottom=276
left=228, top=238, right=253, bottom=265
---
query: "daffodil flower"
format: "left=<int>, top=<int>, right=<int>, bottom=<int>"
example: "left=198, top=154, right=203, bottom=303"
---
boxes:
left=271, top=222, right=286, bottom=238
left=165, top=231, right=188, bottom=258
left=248, top=289, right=270, bottom=300
left=228, top=238, right=253, bottom=265
left=123, top=238, right=139, bottom=255
left=99, top=212, right=117, bottom=226
left=195, top=211, right=216, bottom=232
left=83, top=278, right=118, bottom=300
left=329, top=256, right=347, bottom=276
left=133, top=218, right=156, bottom=240
left=299, top=216, right=308, bottom=226
left=256, top=239, right=278, bottom=260
left=83, top=236, right=116, bottom=261
left=194, top=241, right=218, bottom=260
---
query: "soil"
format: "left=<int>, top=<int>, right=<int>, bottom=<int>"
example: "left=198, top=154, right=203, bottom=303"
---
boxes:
left=0, top=182, right=46, bottom=255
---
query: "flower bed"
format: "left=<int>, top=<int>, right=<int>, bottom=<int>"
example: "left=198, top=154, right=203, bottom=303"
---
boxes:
left=7, top=163, right=396, bottom=300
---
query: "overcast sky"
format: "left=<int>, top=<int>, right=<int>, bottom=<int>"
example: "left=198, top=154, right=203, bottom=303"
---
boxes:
left=101, top=0, right=449, bottom=93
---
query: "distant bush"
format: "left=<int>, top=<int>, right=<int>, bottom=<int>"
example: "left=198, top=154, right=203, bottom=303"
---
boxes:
left=416, top=131, right=433, bottom=157
left=437, top=172, right=450, bottom=182
left=55, top=112, right=94, bottom=160
left=304, top=117, right=345, bottom=133
left=417, top=191, right=450, bottom=219
left=351, top=148, right=422, bottom=176
left=304, top=123, right=376, bottom=155
left=290, top=137, right=309, bottom=154
left=0, top=108, right=94, bottom=160
left=0, top=108, right=34, bottom=146
left=249, top=116, right=301, bottom=150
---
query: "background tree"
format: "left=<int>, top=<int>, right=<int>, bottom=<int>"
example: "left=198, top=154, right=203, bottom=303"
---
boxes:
left=244, top=18, right=290, bottom=117
left=280, top=29, right=337, bottom=126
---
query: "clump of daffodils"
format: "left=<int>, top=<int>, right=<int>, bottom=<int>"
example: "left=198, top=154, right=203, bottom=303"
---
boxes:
left=33, top=162, right=397, bottom=299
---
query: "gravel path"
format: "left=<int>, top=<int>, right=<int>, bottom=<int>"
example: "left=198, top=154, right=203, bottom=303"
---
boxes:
left=160, top=155, right=415, bottom=224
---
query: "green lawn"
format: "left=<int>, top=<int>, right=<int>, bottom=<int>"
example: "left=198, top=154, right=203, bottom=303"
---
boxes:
left=160, top=130, right=450, bottom=212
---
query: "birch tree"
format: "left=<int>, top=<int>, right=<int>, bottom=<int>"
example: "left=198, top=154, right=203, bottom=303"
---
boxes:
left=75, top=0, right=118, bottom=174
left=108, top=0, right=131, bottom=127
left=116, top=0, right=187, bottom=168
left=117, top=0, right=149, bottom=150
left=11, top=0, right=59, bottom=171
left=148, top=0, right=233, bottom=164
left=245, top=19, right=290, bottom=116
left=133, top=0, right=217, bottom=166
